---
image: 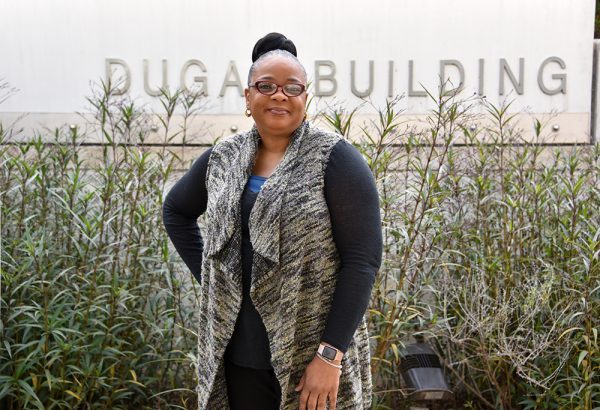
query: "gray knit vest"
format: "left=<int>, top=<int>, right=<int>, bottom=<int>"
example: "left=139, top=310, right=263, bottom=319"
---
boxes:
left=196, top=121, right=373, bottom=409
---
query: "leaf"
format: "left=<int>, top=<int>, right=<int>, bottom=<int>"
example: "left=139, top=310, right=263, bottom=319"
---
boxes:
left=45, top=369, right=52, bottom=391
left=558, top=327, right=583, bottom=340
left=17, top=380, right=43, bottom=410
left=577, top=350, right=588, bottom=368
left=0, top=379, right=14, bottom=400
left=391, top=343, right=400, bottom=362
left=3, top=341, right=11, bottom=359
left=130, top=369, right=137, bottom=382
left=65, top=390, right=82, bottom=401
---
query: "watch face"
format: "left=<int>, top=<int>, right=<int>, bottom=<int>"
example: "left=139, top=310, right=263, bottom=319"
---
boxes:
left=322, top=346, right=337, bottom=360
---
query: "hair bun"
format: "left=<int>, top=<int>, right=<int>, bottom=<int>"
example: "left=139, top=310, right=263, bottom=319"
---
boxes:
left=252, top=32, right=297, bottom=62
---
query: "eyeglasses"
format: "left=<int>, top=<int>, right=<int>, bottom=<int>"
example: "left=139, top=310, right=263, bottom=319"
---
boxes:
left=249, top=81, right=306, bottom=97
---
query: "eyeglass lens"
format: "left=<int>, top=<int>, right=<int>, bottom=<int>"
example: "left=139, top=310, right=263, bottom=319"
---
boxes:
left=256, top=82, right=304, bottom=96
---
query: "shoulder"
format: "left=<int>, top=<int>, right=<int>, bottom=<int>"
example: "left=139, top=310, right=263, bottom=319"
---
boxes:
left=189, top=146, right=213, bottom=173
left=329, top=138, right=368, bottom=165
left=210, top=131, right=248, bottom=154
left=325, top=139, right=374, bottom=183
left=301, top=124, right=371, bottom=171
left=304, top=124, right=366, bottom=162
left=305, top=124, right=344, bottom=146
left=206, top=130, right=254, bottom=170
left=201, top=132, right=250, bottom=188
left=299, top=124, right=346, bottom=164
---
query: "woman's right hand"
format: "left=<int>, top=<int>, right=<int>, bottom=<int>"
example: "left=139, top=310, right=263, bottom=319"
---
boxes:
left=294, top=355, right=342, bottom=410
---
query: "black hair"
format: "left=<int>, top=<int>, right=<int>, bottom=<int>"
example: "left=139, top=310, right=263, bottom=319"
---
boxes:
left=247, top=32, right=307, bottom=85
left=252, top=32, right=297, bottom=62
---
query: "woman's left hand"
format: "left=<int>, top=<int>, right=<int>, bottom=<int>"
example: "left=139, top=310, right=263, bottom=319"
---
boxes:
left=295, top=355, right=342, bottom=410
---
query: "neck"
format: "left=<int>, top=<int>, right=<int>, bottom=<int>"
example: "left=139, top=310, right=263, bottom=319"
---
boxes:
left=256, top=129, right=293, bottom=154
left=255, top=120, right=306, bottom=153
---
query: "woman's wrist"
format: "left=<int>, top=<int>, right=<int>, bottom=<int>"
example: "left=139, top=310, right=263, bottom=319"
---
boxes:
left=315, top=352, right=343, bottom=369
left=317, top=341, right=344, bottom=365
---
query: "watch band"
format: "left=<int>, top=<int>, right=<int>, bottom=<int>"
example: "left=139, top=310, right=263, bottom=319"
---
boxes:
left=315, top=353, right=342, bottom=369
left=317, top=343, right=344, bottom=362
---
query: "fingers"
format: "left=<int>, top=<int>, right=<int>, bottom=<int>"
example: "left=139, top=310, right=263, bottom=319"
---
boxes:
left=297, top=357, right=342, bottom=409
left=317, top=392, right=327, bottom=410
left=330, top=388, right=338, bottom=410
left=298, top=389, right=309, bottom=410
left=295, top=373, right=305, bottom=392
left=299, top=391, right=338, bottom=410
left=307, top=391, right=319, bottom=410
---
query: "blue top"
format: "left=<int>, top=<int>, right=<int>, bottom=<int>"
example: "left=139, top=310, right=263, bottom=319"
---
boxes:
left=248, top=174, right=267, bottom=193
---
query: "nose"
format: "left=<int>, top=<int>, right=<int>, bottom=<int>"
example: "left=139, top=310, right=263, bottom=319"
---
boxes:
left=270, top=86, right=288, bottom=101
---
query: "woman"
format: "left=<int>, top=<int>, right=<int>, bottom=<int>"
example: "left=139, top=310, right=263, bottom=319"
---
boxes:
left=162, top=33, right=382, bottom=410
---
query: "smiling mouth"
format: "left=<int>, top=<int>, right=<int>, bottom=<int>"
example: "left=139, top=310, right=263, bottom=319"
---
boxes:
left=267, top=108, right=289, bottom=115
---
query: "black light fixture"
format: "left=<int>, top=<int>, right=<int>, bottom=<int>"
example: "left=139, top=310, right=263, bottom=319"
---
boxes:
left=400, top=339, right=453, bottom=401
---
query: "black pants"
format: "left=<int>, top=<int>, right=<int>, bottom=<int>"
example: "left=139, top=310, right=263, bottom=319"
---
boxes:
left=224, top=358, right=282, bottom=410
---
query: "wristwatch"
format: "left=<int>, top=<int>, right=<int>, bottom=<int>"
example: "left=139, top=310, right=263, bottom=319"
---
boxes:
left=317, top=343, right=344, bottom=362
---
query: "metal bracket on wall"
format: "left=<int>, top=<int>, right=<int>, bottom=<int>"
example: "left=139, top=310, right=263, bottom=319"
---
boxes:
left=591, top=40, right=599, bottom=144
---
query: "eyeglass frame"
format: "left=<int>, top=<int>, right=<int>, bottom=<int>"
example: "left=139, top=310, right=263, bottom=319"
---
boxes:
left=248, top=80, right=306, bottom=97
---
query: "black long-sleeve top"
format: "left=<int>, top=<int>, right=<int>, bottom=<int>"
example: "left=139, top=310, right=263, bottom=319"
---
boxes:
left=162, top=139, right=382, bottom=369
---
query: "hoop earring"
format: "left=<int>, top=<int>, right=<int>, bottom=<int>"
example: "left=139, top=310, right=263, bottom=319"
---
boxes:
left=244, top=108, right=252, bottom=117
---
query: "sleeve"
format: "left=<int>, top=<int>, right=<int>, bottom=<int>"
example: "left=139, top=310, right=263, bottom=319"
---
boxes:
left=161, top=147, right=213, bottom=284
left=320, top=140, right=383, bottom=353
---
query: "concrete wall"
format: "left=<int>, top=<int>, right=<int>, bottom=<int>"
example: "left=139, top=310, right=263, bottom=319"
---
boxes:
left=0, top=0, right=596, bottom=144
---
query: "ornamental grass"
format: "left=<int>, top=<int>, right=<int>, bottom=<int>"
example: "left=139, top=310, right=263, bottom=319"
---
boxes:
left=1, top=79, right=598, bottom=409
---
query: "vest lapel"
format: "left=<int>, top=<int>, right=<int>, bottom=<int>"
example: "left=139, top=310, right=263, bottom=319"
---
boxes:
left=249, top=121, right=308, bottom=266
left=202, top=129, right=258, bottom=262
left=204, top=121, right=308, bottom=271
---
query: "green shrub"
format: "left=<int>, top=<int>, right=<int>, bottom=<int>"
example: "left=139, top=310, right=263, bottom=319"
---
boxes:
left=1, top=78, right=598, bottom=409
left=321, top=88, right=599, bottom=409
left=0, top=80, right=204, bottom=409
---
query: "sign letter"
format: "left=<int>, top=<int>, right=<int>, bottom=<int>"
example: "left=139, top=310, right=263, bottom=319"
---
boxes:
left=351, top=60, right=374, bottom=98
left=440, top=59, right=465, bottom=95
left=219, top=61, right=243, bottom=97
left=408, top=60, right=427, bottom=97
left=499, top=58, right=525, bottom=95
left=538, top=57, right=567, bottom=95
left=105, top=58, right=131, bottom=95
left=144, top=59, right=169, bottom=97
left=314, top=60, right=337, bottom=97
left=181, top=59, right=208, bottom=96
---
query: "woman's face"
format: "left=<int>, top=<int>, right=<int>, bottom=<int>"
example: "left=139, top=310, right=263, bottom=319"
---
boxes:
left=245, top=55, right=307, bottom=139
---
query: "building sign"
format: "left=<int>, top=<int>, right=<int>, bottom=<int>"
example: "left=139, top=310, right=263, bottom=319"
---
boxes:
left=105, top=56, right=568, bottom=98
